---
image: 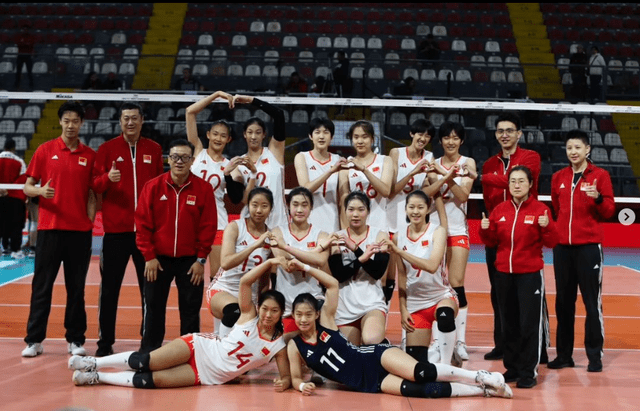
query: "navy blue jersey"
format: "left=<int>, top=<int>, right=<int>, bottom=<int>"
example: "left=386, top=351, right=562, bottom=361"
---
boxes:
left=293, top=325, right=392, bottom=393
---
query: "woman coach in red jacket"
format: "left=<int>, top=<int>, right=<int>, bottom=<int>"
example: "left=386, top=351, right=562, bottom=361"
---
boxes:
left=480, top=166, right=557, bottom=389
left=547, top=130, right=615, bottom=373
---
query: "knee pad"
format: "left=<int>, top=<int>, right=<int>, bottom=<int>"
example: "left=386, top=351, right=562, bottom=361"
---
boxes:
left=406, top=346, right=429, bottom=363
left=221, top=303, right=241, bottom=328
left=413, top=361, right=437, bottom=383
left=400, top=380, right=451, bottom=398
left=436, top=307, right=456, bottom=333
left=133, top=371, right=155, bottom=389
left=453, top=286, right=467, bottom=308
left=128, top=351, right=151, bottom=372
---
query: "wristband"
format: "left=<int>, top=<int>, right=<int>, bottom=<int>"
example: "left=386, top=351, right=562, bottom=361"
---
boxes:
left=302, top=264, right=311, bottom=273
left=299, top=382, right=306, bottom=392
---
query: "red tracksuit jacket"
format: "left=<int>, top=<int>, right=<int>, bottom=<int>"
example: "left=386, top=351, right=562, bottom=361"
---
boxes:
left=480, top=196, right=558, bottom=273
left=93, top=135, right=164, bottom=233
left=135, top=172, right=217, bottom=261
left=481, top=146, right=541, bottom=213
left=551, top=162, right=615, bottom=245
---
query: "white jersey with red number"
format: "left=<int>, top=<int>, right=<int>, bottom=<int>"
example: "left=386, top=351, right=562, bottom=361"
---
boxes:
left=209, top=218, right=271, bottom=302
left=348, top=154, right=388, bottom=232
left=190, top=149, right=230, bottom=230
left=303, top=151, right=340, bottom=233
left=192, top=316, right=285, bottom=385
left=429, top=156, right=469, bottom=237
left=334, top=226, right=388, bottom=325
left=239, top=147, right=288, bottom=230
left=387, top=148, right=434, bottom=233
left=396, top=223, right=454, bottom=313
left=276, top=224, right=325, bottom=316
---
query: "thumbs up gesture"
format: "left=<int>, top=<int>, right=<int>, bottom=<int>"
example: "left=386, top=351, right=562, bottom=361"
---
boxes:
left=538, top=210, right=550, bottom=228
left=584, top=178, right=599, bottom=199
left=108, top=161, right=121, bottom=182
left=41, top=179, right=55, bottom=199
left=481, top=212, right=490, bottom=229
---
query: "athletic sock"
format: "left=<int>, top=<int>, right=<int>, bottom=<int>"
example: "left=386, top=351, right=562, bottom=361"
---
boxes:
left=439, top=330, right=456, bottom=365
left=432, top=363, right=480, bottom=384
left=95, top=351, right=136, bottom=370
left=213, top=317, right=221, bottom=337
left=455, top=306, right=468, bottom=344
left=449, top=382, right=484, bottom=397
left=97, top=371, right=136, bottom=387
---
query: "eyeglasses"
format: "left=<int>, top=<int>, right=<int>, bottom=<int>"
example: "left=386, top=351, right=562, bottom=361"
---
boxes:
left=168, top=154, right=192, bottom=163
left=495, top=128, right=518, bottom=136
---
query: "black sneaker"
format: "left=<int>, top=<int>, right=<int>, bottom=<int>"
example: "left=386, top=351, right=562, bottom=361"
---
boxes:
left=587, top=359, right=603, bottom=372
left=516, top=377, right=537, bottom=389
left=540, top=351, right=548, bottom=364
left=484, top=348, right=504, bottom=360
left=547, top=357, right=575, bottom=369
left=95, top=346, right=114, bottom=357
left=503, top=370, right=519, bottom=383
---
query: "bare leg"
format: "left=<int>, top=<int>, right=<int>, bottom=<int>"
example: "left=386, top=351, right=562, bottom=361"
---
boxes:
left=360, top=310, right=387, bottom=345
left=338, top=325, right=362, bottom=346
left=209, top=246, right=222, bottom=281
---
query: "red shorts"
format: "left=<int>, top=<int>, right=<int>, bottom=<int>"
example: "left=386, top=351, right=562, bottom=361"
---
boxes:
left=447, top=235, right=469, bottom=250
left=282, top=316, right=299, bottom=334
left=179, top=334, right=201, bottom=386
left=205, top=287, right=223, bottom=314
left=213, top=230, right=224, bottom=246
left=410, top=306, right=438, bottom=329
left=338, top=310, right=387, bottom=329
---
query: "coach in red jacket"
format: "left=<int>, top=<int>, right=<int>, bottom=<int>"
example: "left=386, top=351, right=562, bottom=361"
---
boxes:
left=136, top=139, right=217, bottom=352
left=548, top=130, right=615, bottom=373
left=92, top=102, right=164, bottom=356
left=0, top=138, right=27, bottom=257
left=480, top=165, right=557, bottom=389
left=480, top=113, right=542, bottom=361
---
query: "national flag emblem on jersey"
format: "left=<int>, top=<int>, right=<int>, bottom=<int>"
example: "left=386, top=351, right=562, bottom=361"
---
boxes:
left=422, top=240, right=429, bottom=246
left=320, top=331, right=331, bottom=343
left=78, top=157, right=87, bottom=166
left=143, top=155, right=152, bottom=164
left=201, top=160, right=207, bottom=165
left=524, top=215, right=535, bottom=224
left=261, top=347, right=271, bottom=356
left=261, top=158, right=269, bottom=165
left=307, top=241, right=316, bottom=248
left=372, top=166, right=380, bottom=173
left=186, top=195, right=196, bottom=205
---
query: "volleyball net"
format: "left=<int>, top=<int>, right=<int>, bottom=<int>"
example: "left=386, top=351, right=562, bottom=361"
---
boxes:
left=1, top=91, right=638, bottom=246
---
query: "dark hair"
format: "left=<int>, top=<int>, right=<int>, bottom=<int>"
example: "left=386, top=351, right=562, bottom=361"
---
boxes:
left=169, top=139, right=195, bottom=156
left=243, top=117, right=267, bottom=135
left=292, top=292, right=321, bottom=315
left=209, top=119, right=232, bottom=137
left=344, top=191, right=370, bottom=212
left=508, top=165, right=533, bottom=184
left=308, top=117, right=335, bottom=137
left=258, top=290, right=286, bottom=336
left=288, top=186, right=314, bottom=209
left=494, top=112, right=521, bottom=130
left=118, top=102, right=144, bottom=119
left=410, top=119, right=435, bottom=137
left=347, top=120, right=375, bottom=141
left=58, top=101, right=85, bottom=121
left=564, top=129, right=590, bottom=146
left=438, top=121, right=466, bottom=142
left=3, top=138, right=16, bottom=151
left=248, top=186, right=274, bottom=208
left=405, top=190, right=431, bottom=223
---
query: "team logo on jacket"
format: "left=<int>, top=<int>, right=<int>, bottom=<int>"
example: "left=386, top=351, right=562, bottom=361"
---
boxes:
left=51, top=155, right=59, bottom=160
left=261, top=347, right=271, bottom=356
left=499, top=216, right=506, bottom=222
left=160, top=195, right=168, bottom=201
left=143, top=155, right=152, bottom=164
left=116, top=156, right=125, bottom=162
left=560, top=183, right=565, bottom=189
left=319, top=331, right=331, bottom=343
left=524, top=215, right=535, bottom=224
left=78, top=157, right=87, bottom=166
left=187, top=195, right=196, bottom=205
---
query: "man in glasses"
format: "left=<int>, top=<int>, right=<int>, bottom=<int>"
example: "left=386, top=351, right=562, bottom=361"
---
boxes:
left=480, top=113, right=543, bottom=364
left=135, top=139, right=217, bottom=352
left=92, top=102, right=163, bottom=357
